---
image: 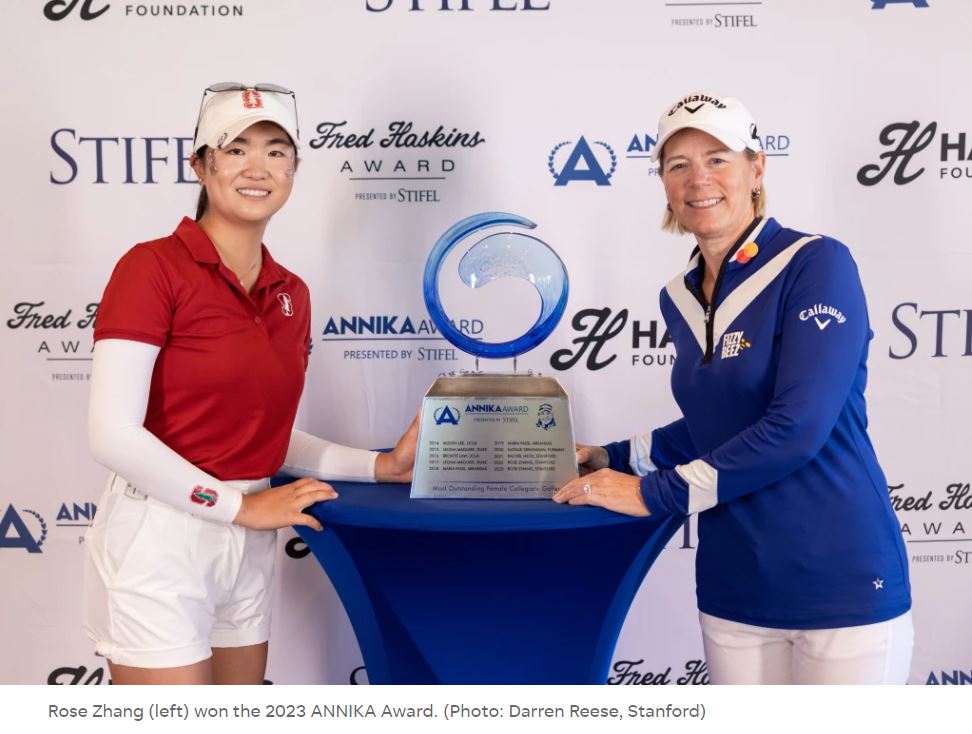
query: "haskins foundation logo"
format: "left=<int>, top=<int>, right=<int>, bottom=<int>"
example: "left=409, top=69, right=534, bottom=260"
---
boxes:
left=858, top=122, right=972, bottom=185
left=44, top=1, right=246, bottom=21
left=309, top=120, right=485, bottom=204
left=549, top=307, right=675, bottom=371
left=48, top=664, right=110, bottom=685
left=44, top=0, right=110, bottom=20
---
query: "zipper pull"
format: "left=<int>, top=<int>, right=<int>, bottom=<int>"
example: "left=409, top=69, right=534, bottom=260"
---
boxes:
left=705, top=305, right=713, bottom=324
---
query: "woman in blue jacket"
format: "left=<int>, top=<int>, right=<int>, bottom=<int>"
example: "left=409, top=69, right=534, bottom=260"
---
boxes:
left=554, top=92, right=913, bottom=684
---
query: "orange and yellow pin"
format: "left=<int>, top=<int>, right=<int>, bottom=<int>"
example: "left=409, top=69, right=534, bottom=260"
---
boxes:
left=735, top=242, right=759, bottom=264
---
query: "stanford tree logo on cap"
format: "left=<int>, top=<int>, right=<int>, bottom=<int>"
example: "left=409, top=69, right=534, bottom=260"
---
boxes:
left=242, top=90, right=264, bottom=109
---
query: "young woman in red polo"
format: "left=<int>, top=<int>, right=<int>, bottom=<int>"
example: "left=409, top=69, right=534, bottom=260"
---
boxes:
left=83, top=83, right=418, bottom=684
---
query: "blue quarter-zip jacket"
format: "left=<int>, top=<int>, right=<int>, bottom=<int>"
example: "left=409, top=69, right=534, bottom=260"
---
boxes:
left=605, top=217, right=911, bottom=629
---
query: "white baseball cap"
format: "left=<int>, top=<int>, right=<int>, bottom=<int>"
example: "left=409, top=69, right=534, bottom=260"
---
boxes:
left=192, top=83, right=299, bottom=154
left=652, top=92, right=762, bottom=162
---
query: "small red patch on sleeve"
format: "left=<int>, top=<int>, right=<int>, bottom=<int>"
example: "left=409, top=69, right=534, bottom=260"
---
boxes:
left=190, top=486, right=219, bottom=507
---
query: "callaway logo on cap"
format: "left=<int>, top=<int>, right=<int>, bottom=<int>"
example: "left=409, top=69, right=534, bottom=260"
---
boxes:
left=652, top=92, right=763, bottom=162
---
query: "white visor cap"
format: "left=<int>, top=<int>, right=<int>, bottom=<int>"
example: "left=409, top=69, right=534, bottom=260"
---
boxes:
left=652, top=92, right=762, bottom=162
left=192, top=87, right=299, bottom=154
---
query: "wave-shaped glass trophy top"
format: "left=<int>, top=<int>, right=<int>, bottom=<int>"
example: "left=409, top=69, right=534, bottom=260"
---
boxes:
left=423, top=212, right=569, bottom=359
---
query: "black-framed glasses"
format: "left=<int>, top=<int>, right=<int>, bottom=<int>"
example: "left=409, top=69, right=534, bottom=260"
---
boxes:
left=193, top=82, right=299, bottom=149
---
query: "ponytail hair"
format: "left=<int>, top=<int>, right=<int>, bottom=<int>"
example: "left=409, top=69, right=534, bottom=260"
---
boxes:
left=195, top=187, right=209, bottom=221
left=194, top=145, right=209, bottom=221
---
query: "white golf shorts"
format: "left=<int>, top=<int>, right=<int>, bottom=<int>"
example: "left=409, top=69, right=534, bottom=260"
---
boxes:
left=83, top=473, right=276, bottom=668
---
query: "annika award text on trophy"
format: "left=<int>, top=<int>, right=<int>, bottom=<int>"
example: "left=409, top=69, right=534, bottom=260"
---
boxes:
left=411, top=212, right=579, bottom=499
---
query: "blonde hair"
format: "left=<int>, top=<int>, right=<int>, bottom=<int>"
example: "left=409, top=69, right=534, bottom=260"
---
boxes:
left=659, top=148, right=766, bottom=234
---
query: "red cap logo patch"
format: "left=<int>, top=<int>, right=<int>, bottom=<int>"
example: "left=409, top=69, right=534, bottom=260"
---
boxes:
left=241, top=89, right=263, bottom=109
left=190, top=486, right=219, bottom=507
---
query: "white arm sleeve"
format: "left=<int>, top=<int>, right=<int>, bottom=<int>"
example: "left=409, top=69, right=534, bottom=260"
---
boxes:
left=283, top=430, right=378, bottom=482
left=88, top=338, right=243, bottom=524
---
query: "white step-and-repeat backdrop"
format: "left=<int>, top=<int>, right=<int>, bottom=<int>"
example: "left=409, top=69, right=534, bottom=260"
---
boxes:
left=1, top=0, right=969, bottom=685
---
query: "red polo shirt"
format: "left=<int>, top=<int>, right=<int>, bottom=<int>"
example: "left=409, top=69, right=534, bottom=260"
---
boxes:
left=94, top=217, right=310, bottom=480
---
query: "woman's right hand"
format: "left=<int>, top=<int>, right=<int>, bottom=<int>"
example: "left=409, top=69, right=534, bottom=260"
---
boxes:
left=576, top=444, right=610, bottom=476
left=233, top=477, right=337, bottom=531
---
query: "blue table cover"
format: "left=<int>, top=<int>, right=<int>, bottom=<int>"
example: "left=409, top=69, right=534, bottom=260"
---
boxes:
left=279, top=478, right=682, bottom=684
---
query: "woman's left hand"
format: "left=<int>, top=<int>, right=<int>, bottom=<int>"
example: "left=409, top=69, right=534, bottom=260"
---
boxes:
left=375, top=409, right=420, bottom=483
left=553, top=468, right=651, bottom=517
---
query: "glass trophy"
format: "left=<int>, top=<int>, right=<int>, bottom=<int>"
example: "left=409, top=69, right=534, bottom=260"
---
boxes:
left=411, top=212, right=578, bottom=499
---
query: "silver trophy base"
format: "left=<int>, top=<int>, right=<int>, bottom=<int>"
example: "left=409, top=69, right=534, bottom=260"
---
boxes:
left=411, top=373, right=578, bottom=499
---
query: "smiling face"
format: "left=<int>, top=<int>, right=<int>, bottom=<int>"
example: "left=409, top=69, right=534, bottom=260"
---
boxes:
left=191, top=120, right=297, bottom=227
left=660, top=128, right=764, bottom=246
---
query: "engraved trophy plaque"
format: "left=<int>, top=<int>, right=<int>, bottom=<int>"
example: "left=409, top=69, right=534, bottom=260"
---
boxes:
left=411, top=212, right=578, bottom=499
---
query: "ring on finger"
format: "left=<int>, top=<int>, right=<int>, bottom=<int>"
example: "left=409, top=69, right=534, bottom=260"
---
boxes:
left=583, top=483, right=592, bottom=495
